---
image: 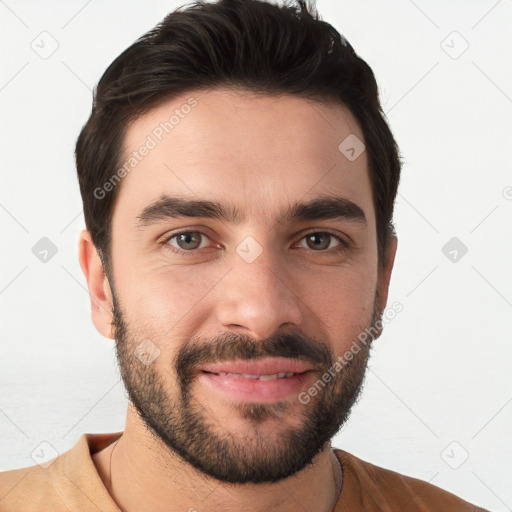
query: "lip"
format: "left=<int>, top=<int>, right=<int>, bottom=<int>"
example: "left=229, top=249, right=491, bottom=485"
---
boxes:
left=198, top=370, right=315, bottom=403
left=199, top=357, right=315, bottom=376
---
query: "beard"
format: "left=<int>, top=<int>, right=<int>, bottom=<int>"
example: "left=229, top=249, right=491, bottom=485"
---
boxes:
left=111, top=288, right=381, bottom=485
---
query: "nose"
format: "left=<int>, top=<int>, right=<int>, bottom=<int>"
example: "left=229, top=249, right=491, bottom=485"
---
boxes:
left=216, top=247, right=304, bottom=340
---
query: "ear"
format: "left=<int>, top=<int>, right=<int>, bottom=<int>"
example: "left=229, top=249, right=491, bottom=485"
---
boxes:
left=376, top=234, right=398, bottom=316
left=78, top=229, right=115, bottom=339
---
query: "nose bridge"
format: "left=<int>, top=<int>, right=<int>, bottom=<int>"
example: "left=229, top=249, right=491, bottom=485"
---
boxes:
left=216, top=239, right=303, bottom=339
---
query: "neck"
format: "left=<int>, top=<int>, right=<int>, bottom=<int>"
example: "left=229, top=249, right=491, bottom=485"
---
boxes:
left=94, top=408, right=343, bottom=512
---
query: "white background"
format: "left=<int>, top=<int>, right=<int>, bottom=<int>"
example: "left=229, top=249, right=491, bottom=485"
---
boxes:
left=1, top=1, right=511, bottom=510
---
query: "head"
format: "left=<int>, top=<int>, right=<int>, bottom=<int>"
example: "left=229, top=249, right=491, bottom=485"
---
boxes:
left=78, top=0, right=401, bottom=485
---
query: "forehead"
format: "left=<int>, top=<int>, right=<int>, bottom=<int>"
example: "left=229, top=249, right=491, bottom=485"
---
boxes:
left=113, top=87, right=374, bottom=229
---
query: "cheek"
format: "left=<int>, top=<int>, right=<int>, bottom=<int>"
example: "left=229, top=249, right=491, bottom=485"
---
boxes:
left=307, top=266, right=377, bottom=346
left=121, top=266, right=218, bottom=336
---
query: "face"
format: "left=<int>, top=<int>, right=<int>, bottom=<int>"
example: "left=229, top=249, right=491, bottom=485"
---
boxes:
left=101, top=88, right=393, bottom=484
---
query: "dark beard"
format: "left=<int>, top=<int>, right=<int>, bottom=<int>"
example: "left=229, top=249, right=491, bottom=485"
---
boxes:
left=112, top=290, right=380, bottom=484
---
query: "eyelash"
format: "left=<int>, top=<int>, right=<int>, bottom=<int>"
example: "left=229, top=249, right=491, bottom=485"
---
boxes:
left=160, top=229, right=349, bottom=256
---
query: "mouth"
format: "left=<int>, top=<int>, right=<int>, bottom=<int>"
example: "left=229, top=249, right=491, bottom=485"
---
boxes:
left=201, top=370, right=309, bottom=380
left=199, top=357, right=315, bottom=377
left=196, top=358, right=317, bottom=403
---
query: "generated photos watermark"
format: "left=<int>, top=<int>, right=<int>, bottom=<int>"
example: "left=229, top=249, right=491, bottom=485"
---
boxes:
left=93, top=97, right=198, bottom=200
left=298, top=300, right=403, bottom=405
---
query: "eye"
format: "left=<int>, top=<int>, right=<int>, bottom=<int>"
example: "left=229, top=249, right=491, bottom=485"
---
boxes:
left=161, top=229, right=348, bottom=256
left=163, top=230, right=213, bottom=253
left=296, top=231, right=347, bottom=253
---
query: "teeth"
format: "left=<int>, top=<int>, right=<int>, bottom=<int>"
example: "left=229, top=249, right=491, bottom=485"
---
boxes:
left=258, top=374, right=278, bottom=381
left=242, top=373, right=261, bottom=380
left=214, top=371, right=297, bottom=380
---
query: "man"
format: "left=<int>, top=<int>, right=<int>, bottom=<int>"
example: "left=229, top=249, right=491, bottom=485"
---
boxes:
left=0, top=0, right=490, bottom=510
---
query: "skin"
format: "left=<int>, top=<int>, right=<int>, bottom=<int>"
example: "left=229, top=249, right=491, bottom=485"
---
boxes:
left=79, top=88, right=397, bottom=512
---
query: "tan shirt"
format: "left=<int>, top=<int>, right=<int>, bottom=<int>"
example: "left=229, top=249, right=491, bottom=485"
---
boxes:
left=0, top=432, right=489, bottom=511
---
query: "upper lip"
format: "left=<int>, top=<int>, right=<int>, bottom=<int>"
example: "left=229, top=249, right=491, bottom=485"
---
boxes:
left=200, top=357, right=315, bottom=375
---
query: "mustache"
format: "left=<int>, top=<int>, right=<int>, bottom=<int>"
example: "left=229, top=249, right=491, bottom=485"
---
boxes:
left=175, top=330, right=334, bottom=385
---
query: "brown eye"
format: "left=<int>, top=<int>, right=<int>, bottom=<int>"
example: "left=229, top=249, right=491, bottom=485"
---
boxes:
left=166, top=231, right=209, bottom=251
left=299, top=232, right=343, bottom=251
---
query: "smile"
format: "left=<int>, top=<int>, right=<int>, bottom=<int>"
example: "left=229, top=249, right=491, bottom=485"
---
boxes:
left=202, top=370, right=300, bottom=380
left=198, top=369, right=314, bottom=402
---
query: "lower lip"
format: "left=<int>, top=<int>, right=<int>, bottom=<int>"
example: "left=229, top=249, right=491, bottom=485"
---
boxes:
left=198, top=371, right=314, bottom=403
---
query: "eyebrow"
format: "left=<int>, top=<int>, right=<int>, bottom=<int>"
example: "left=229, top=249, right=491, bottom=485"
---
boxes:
left=135, top=194, right=367, bottom=228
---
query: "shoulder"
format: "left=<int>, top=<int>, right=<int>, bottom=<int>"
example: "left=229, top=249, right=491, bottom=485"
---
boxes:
left=333, top=449, right=489, bottom=512
left=0, top=432, right=122, bottom=512
left=0, top=456, right=64, bottom=511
